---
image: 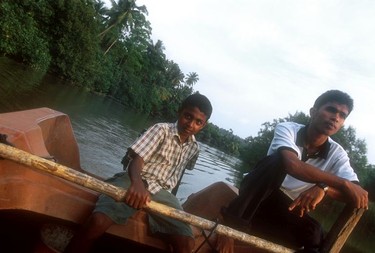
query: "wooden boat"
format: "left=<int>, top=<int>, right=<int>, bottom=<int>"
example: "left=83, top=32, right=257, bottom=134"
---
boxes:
left=0, top=108, right=365, bottom=253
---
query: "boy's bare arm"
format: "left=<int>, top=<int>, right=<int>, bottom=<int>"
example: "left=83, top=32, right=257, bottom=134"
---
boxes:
left=281, top=149, right=368, bottom=209
left=125, top=150, right=150, bottom=209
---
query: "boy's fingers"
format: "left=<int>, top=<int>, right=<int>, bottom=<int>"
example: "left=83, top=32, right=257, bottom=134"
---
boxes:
left=288, top=198, right=300, bottom=211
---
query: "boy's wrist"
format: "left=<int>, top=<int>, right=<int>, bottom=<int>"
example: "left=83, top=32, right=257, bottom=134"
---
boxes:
left=316, top=183, right=329, bottom=194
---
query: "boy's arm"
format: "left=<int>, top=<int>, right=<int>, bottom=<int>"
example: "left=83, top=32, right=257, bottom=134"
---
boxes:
left=281, top=149, right=368, bottom=210
left=125, top=149, right=151, bottom=209
left=185, top=152, right=199, bottom=170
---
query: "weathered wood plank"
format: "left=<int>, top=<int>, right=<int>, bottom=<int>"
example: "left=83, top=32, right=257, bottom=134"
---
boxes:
left=321, top=205, right=365, bottom=253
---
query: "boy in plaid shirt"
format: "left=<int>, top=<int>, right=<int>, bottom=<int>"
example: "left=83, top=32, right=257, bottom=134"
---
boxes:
left=65, top=93, right=212, bottom=253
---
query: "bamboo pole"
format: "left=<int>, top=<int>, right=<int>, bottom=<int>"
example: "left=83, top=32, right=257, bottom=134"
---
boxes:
left=0, top=143, right=293, bottom=253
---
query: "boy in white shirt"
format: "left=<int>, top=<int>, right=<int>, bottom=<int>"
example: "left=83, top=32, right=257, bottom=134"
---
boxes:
left=219, top=90, right=368, bottom=253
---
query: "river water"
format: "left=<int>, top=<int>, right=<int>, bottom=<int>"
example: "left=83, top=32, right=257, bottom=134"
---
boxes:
left=0, top=57, right=243, bottom=202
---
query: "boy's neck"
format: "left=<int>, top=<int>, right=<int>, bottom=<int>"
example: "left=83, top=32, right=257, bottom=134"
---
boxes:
left=305, top=126, right=328, bottom=150
left=178, top=134, right=190, bottom=144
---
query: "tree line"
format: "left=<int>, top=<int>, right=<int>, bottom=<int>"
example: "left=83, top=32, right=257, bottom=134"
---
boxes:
left=0, top=0, right=195, bottom=117
left=1, top=0, right=374, bottom=199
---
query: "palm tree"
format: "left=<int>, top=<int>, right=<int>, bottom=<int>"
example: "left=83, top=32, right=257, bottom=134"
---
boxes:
left=100, top=0, right=148, bottom=54
left=166, top=60, right=185, bottom=88
left=93, top=0, right=108, bottom=17
left=185, top=72, right=199, bottom=87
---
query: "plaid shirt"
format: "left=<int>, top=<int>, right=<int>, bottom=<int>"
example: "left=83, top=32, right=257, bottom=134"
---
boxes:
left=130, top=122, right=199, bottom=194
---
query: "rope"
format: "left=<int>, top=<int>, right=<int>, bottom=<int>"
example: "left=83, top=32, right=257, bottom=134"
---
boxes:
left=194, top=219, right=220, bottom=253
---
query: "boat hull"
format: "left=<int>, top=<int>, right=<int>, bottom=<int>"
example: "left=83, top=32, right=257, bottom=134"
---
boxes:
left=0, top=108, right=259, bottom=253
left=2, top=107, right=361, bottom=253
left=0, top=108, right=171, bottom=252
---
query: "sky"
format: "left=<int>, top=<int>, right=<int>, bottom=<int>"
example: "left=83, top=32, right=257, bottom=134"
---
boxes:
left=132, top=0, right=375, bottom=163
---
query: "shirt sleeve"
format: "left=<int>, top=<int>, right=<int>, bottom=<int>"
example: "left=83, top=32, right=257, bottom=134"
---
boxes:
left=185, top=151, right=199, bottom=171
left=267, top=122, right=301, bottom=158
left=130, top=124, right=165, bottom=161
left=327, top=142, right=359, bottom=182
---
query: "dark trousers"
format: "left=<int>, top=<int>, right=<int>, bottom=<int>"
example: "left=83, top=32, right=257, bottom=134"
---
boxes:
left=222, top=153, right=323, bottom=252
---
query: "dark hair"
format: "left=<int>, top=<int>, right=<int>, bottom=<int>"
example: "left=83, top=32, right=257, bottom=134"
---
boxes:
left=179, top=93, right=213, bottom=119
left=313, top=90, right=354, bottom=114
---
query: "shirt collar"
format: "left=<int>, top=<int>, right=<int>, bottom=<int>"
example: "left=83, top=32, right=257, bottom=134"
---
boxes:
left=296, top=125, right=330, bottom=160
left=172, top=122, right=197, bottom=144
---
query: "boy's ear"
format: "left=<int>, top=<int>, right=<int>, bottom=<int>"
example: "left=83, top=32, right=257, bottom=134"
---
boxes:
left=309, top=107, right=317, bottom=117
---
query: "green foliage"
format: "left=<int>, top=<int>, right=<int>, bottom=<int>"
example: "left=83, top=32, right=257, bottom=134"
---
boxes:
left=197, top=123, right=242, bottom=157
left=46, top=0, right=102, bottom=87
left=0, top=1, right=51, bottom=70
left=238, top=111, right=309, bottom=168
left=312, top=199, right=375, bottom=253
left=356, top=164, right=375, bottom=201
left=0, top=0, right=194, bottom=120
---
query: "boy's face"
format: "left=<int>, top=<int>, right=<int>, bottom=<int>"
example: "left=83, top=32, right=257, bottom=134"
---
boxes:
left=177, top=106, right=207, bottom=139
left=310, top=102, right=349, bottom=136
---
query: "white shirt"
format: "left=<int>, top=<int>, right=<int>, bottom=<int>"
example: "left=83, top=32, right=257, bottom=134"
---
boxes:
left=267, top=122, right=358, bottom=200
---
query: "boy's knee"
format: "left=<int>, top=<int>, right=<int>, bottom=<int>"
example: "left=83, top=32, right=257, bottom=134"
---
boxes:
left=180, top=236, right=195, bottom=253
left=84, top=212, right=114, bottom=238
left=187, top=236, right=195, bottom=250
left=169, top=235, right=195, bottom=253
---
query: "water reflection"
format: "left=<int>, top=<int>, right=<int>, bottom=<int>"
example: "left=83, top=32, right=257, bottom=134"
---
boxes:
left=178, top=143, right=242, bottom=201
left=0, top=57, right=46, bottom=111
left=0, top=57, right=244, bottom=203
